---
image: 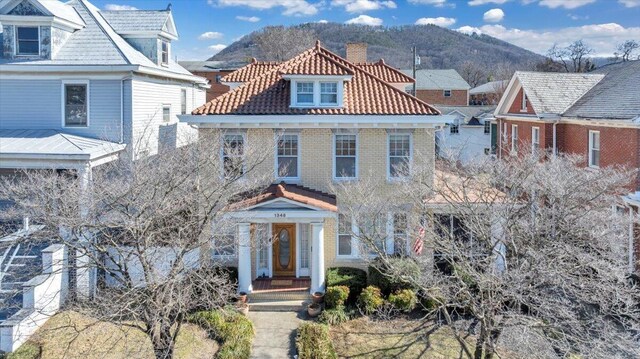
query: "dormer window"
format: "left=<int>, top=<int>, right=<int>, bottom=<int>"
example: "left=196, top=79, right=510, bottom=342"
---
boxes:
left=161, top=40, right=169, bottom=65
left=16, top=27, right=39, bottom=56
left=296, top=82, right=314, bottom=104
left=320, top=82, right=338, bottom=105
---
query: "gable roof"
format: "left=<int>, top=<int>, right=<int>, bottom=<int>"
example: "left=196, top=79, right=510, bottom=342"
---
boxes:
left=401, top=69, right=470, bottom=90
left=228, top=182, right=337, bottom=212
left=193, top=42, right=440, bottom=116
left=469, top=80, right=509, bottom=95
left=0, top=0, right=84, bottom=26
left=101, top=9, right=177, bottom=39
left=438, top=105, right=496, bottom=122
left=563, top=60, right=640, bottom=120
left=354, top=60, right=414, bottom=83
left=512, top=71, right=604, bottom=115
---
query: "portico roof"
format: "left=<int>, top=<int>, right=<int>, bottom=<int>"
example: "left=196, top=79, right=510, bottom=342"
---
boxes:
left=0, top=129, right=125, bottom=169
left=228, top=182, right=337, bottom=212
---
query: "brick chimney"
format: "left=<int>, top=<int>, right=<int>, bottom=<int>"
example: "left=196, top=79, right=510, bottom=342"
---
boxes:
left=346, top=43, right=367, bottom=63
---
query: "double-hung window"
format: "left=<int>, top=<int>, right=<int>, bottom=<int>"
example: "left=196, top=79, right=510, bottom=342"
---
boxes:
left=388, top=133, right=412, bottom=179
left=16, top=27, right=39, bottom=56
left=162, top=105, right=171, bottom=122
left=320, top=82, right=338, bottom=105
left=532, top=127, right=540, bottom=152
left=222, top=134, right=245, bottom=177
left=393, top=213, right=408, bottom=256
left=63, top=82, right=88, bottom=127
left=588, top=130, right=600, bottom=168
left=161, top=40, right=169, bottom=65
left=511, top=124, right=518, bottom=154
left=484, top=120, right=491, bottom=135
left=334, top=134, right=357, bottom=179
left=296, top=82, right=314, bottom=105
left=277, top=134, right=299, bottom=179
left=180, top=89, right=187, bottom=115
left=337, top=214, right=355, bottom=257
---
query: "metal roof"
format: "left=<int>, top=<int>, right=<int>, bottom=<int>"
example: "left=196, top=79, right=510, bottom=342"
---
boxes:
left=101, top=9, right=176, bottom=37
left=401, top=69, right=470, bottom=90
left=0, top=129, right=125, bottom=161
left=178, top=61, right=244, bottom=72
left=563, top=60, right=640, bottom=120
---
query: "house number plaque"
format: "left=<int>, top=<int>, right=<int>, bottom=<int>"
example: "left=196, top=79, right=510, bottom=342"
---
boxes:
left=274, top=213, right=286, bottom=218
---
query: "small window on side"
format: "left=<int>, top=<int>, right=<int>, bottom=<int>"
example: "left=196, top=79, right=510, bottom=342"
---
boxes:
left=521, top=90, right=528, bottom=112
left=337, top=214, right=353, bottom=256
left=162, top=105, right=171, bottom=122
left=532, top=127, right=540, bottom=151
left=161, top=40, right=169, bottom=65
left=180, top=89, right=187, bottom=115
left=484, top=121, right=491, bottom=134
left=16, top=27, right=39, bottom=56
left=64, top=83, right=88, bottom=127
left=443, top=90, right=452, bottom=97
left=589, top=130, right=600, bottom=168
left=511, top=124, right=519, bottom=154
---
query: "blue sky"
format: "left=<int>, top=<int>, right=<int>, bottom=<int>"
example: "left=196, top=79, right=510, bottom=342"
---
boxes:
left=94, top=0, right=640, bottom=60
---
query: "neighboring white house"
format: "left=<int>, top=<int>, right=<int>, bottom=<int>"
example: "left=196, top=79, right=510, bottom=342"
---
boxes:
left=435, top=106, right=496, bottom=164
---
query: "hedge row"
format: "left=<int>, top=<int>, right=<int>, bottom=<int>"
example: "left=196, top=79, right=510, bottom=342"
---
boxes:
left=296, top=323, right=337, bottom=359
left=188, top=307, right=254, bottom=359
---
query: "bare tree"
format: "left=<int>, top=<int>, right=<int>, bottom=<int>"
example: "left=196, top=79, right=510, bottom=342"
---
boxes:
left=547, top=40, right=595, bottom=73
left=334, top=152, right=640, bottom=359
left=460, top=60, right=486, bottom=88
left=614, top=40, right=640, bottom=62
left=254, top=26, right=316, bottom=61
left=0, top=134, right=273, bottom=359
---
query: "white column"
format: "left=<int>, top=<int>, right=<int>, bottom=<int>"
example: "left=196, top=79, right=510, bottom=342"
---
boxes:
left=237, top=223, right=252, bottom=294
left=491, top=214, right=507, bottom=274
left=310, top=222, right=325, bottom=294
left=385, top=212, right=395, bottom=255
left=76, top=164, right=96, bottom=300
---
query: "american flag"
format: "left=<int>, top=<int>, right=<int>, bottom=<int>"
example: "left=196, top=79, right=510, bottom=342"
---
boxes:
left=413, top=225, right=426, bottom=255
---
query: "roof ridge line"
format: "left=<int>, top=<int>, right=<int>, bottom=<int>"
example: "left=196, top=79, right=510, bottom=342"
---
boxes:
left=77, top=0, right=131, bottom=65
left=58, top=132, right=84, bottom=151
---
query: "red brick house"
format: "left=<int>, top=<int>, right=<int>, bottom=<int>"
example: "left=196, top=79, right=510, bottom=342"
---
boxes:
left=179, top=61, right=240, bottom=102
left=402, top=69, right=471, bottom=106
left=494, top=61, right=640, bottom=272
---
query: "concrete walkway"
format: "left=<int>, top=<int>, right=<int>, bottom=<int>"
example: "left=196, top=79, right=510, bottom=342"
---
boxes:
left=248, top=311, right=307, bottom=358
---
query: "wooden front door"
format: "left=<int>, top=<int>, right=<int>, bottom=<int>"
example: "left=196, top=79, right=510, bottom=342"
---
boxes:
left=272, top=224, right=296, bottom=277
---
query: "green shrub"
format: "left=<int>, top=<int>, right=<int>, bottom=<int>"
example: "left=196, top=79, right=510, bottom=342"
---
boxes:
left=388, top=289, right=417, bottom=312
left=418, top=288, right=445, bottom=312
left=325, top=286, right=350, bottom=309
left=358, top=286, right=384, bottom=315
left=5, top=342, right=41, bottom=359
left=318, top=305, right=349, bottom=326
left=296, top=323, right=337, bottom=359
left=188, top=307, right=254, bottom=359
left=368, top=257, right=420, bottom=295
left=326, top=267, right=367, bottom=304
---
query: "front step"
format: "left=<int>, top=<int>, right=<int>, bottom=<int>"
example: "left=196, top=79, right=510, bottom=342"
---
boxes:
left=249, top=300, right=310, bottom=312
left=248, top=289, right=311, bottom=311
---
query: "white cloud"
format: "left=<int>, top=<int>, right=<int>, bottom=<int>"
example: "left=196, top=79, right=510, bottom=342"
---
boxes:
left=619, top=0, right=640, bottom=7
left=198, top=32, right=223, bottom=40
left=567, top=13, right=589, bottom=20
left=456, top=22, right=640, bottom=57
left=211, top=0, right=320, bottom=16
left=415, top=17, right=456, bottom=27
left=468, top=0, right=509, bottom=5
left=331, top=0, right=396, bottom=13
left=407, top=0, right=452, bottom=8
left=236, top=15, right=260, bottom=22
left=208, top=44, right=227, bottom=54
left=317, top=19, right=329, bottom=23
left=483, top=8, right=504, bottom=22
left=536, top=0, right=596, bottom=9
left=104, top=4, right=138, bottom=10
left=345, top=15, right=383, bottom=26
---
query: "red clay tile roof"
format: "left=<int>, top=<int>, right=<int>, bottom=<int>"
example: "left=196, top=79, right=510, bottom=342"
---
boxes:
left=355, top=60, right=415, bottom=84
left=221, top=60, right=280, bottom=82
left=228, top=182, right=337, bottom=212
left=194, top=42, right=439, bottom=116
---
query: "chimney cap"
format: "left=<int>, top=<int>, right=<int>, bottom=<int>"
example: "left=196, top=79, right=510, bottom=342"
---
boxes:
left=315, top=40, right=321, bottom=49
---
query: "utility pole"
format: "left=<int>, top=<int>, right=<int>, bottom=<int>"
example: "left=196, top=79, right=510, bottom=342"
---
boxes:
left=412, top=46, right=419, bottom=95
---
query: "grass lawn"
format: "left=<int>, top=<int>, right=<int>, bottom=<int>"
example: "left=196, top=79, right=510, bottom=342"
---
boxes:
left=329, top=316, right=514, bottom=359
left=20, top=311, right=217, bottom=359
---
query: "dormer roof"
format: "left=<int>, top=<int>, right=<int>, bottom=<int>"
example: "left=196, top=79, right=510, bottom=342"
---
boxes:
left=193, top=42, right=440, bottom=116
left=101, top=8, right=178, bottom=40
left=0, top=0, right=85, bottom=29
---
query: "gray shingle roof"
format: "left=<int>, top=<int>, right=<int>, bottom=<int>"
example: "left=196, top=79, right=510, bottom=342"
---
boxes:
left=469, top=80, right=509, bottom=95
left=563, top=60, right=640, bottom=120
left=516, top=71, right=604, bottom=115
left=101, top=10, right=175, bottom=36
left=401, top=69, right=470, bottom=90
left=179, top=61, right=243, bottom=72
left=0, top=129, right=125, bottom=160
left=437, top=105, right=496, bottom=121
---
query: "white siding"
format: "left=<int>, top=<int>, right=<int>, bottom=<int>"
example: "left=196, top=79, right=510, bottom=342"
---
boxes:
left=437, top=125, right=492, bottom=164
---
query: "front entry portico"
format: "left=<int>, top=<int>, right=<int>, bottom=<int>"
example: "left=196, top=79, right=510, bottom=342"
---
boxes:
left=228, top=183, right=337, bottom=294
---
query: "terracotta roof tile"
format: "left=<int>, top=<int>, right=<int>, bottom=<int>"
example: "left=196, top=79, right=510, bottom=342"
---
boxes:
left=221, top=60, right=280, bottom=82
left=355, top=60, right=415, bottom=84
left=228, top=182, right=337, bottom=212
left=192, top=42, right=439, bottom=116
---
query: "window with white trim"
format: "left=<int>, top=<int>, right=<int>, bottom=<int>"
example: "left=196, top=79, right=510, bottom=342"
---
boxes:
left=388, top=133, right=412, bottom=179
left=337, top=214, right=354, bottom=257
left=180, top=89, right=187, bottom=115
left=320, top=82, right=338, bottom=105
left=511, top=124, right=518, bottom=154
left=162, top=105, right=171, bottom=122
left=222, top=134, right=245, bottom=177
left=277, top=134, right=299, bottom=179
left=450, top=119, right=460, bottom=134
left=334, top=134, right=357, bottom=179
left=393, top=213, right=408, bottom=256
left=532, top=127, right=540, bottom=151
left=443, top=90, right=452, bottom=97
left=588, top=130, right=600, bottom=168
left=161, top=40, right=169, bottom=65
left=484, top=120, right=491, bottom=135
left=16, top=27, right=39, bottom=56
left=296, top=82, right=314, bottom=104
left=521, top=90, right=528, bottom=112
left=64, top=83, right=88, bottom=127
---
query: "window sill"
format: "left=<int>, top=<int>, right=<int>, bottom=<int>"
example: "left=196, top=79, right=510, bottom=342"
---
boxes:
left=276, top=177, right=301, bottom=183
left=333, top=177, right=358, bottom=182
left=63, top=124, right=89, bottom=128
